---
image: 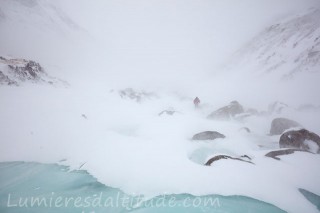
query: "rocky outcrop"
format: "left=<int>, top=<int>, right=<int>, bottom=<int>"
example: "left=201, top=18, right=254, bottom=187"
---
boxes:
left=8, top=60, right=44, bottom=81
left=119, top=88, right=157, bottom=102
left=0, top=56, right=65, bottom=86
left=279, top=129, right=320, bottom=153
left=207, top=101, right=244, bottom=120
left=270, top=118, right=302, bottom=135
left=192, top=131, right=225, bottom=141
left=265, top=149, right=311, bottom=160
left=205, top=155, right=254, bottom=166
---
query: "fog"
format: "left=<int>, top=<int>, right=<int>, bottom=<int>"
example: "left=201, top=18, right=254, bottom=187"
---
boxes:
left=1, top=0, right=319, bottom=106
left=1, top=2, right=320, bottom=212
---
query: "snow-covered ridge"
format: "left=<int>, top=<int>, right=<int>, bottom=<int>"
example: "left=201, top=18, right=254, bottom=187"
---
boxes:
left=0, top=56, right=67, bottom=86
left=228, top=8, right=320, bottom=79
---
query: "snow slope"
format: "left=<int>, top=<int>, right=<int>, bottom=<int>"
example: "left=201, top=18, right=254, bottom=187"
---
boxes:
left=0, top=0, right=102, bottom=84
left=227, top=8, right=320, bottom=79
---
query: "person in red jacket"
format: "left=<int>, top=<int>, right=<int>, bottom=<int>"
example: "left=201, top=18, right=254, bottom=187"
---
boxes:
left=193, top=97, right=200, bottom=108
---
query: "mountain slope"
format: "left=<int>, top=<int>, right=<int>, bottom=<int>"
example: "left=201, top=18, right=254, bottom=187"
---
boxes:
left=0, top=0, right=102, bottom=84
left=227, top=8, right=320, bottom=80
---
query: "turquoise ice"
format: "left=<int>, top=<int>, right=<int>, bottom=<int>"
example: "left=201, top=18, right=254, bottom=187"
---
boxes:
left=0, top=162, right=286, bottom=213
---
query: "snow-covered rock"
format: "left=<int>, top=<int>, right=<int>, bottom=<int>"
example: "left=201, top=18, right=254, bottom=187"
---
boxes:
left=265, top=149, right=311, bottom=160
left=205, top=155, right=254, bottom=166
left=279, top=129, right=320, bottom=153
left=270, top=117, right=302, bottom=135
left=207, top=101, right=244, bottom=120
left=0, top=56, right=66, bottom=86
left=192, top=131, right=225, bottom=141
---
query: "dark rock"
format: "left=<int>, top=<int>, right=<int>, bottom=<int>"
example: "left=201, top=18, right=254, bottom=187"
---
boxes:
left=192, top=131, right=225, bottom=141
left=205, top=155, right=254, bottom=166
left=265, top=149, right=312, bottom=160
left=240, top=155, right=252, bottom=160
left=207, top=101, right=244, bottom=120
left=279, top=129, right=320, bottom=153
left=270, top=117, right=302, bottom=135
left=299, top=188, right=320, bottom=211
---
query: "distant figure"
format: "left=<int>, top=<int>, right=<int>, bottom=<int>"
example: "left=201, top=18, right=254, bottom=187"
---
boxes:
left=193, top=97, right=200, bottom=108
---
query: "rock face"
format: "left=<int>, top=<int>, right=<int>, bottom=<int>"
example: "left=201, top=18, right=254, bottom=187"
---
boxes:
left=270, top=118, right=302, bottom=135
left=8, top=60, right=44, bottom=81
left=205, top=155, right=254, bottom=166
left=265, top=149, right=311, bottom=160
left=279, top=129, right=320, bottom=153
left=192, top=131, right=225, bottom=141
left=0, top=56, right=65, bottom=86
left=207, top=101, right=244, bottom=120
left=119, top=88, right=157, bottom=102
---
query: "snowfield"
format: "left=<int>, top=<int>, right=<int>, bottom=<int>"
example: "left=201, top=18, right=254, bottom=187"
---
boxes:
left=1, top=84, right=320, bottom=212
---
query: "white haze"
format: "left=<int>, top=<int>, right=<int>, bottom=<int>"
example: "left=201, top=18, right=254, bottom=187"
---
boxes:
left=1, top=0, right=320, bottom=106
left=1, top=1, right=320, bottom=213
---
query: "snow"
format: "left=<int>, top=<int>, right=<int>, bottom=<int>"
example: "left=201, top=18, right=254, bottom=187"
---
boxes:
left=1, top=0, right=320, bottom=212
left=304, top=140, right=320, bottom=153
left=1, top=85, right=320, bottom=213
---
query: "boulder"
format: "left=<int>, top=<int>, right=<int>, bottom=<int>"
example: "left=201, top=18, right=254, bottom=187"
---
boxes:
left=265, top=149, right=311, bottom=160
left=207, top=101, right=244, bottom=120
left=270, top=117, right=301, bottom=135
left=205, top=155, right=254, bottom=166
left=192, top=131, right=225, bottom=141
left=279, top=129, right=320, bottom=153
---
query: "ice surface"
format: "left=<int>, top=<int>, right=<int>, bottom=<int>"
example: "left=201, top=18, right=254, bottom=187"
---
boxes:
left=0, top=162, right=286, bottom=213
